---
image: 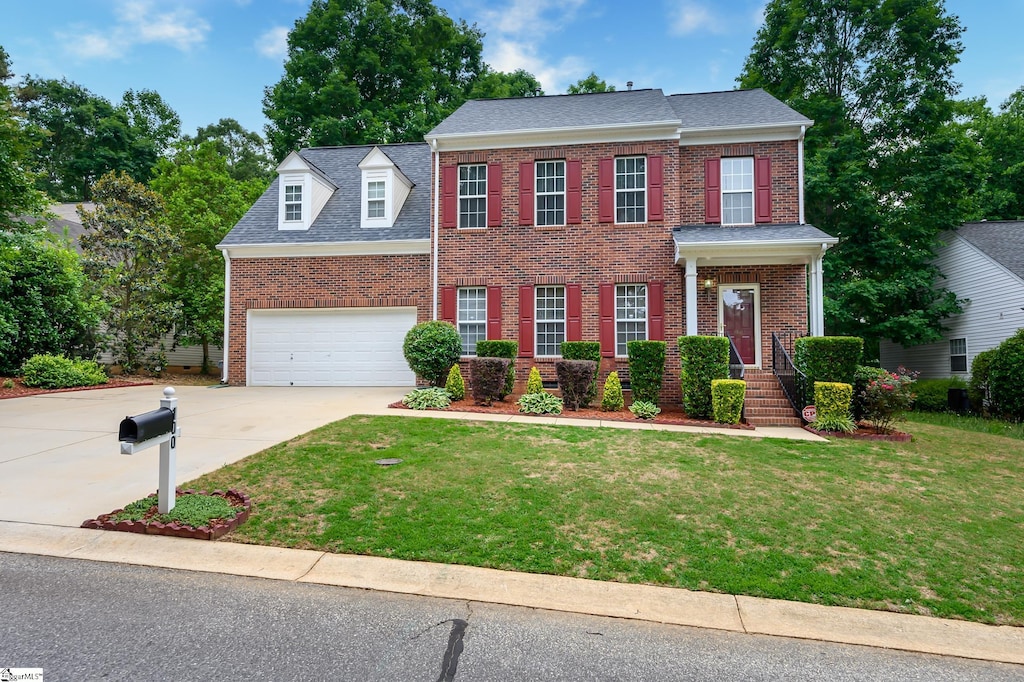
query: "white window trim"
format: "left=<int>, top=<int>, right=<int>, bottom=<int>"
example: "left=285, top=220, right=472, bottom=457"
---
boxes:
left=950, top=337, right=968, bottom=373
left=535, top=285, right=566, bottom=357
left=278, top=173, right=311, bottom=230
left=721, top=156, right=755, bottom=226
left=615, top=156, right=646, bottom=225
left=361, top=170, right=391, bottom=228
left=717, top=283, right=762, bottom=368
left=535, top=160, right=566, bottom=227
left=458, top=164, right=487, bottom=229
left=457, top=287, right=487, bottom=357
left=614, top=283, right=648, bottom=358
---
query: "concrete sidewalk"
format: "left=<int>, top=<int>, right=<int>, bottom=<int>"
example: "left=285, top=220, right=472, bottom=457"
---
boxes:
left=1, top=521, right=1021, bottom=666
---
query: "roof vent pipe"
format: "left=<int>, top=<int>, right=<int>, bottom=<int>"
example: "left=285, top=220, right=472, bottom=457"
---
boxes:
left=626, top=81, right=633, bottom=91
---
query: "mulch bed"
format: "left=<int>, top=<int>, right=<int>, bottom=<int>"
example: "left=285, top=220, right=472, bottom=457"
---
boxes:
left=390, top=393, right=755, bottom=430
left=0, top=372, right=221, bottom=400
left=804, top=423, right=913, bottom=442
left=81, top=489, right=252, bottom=541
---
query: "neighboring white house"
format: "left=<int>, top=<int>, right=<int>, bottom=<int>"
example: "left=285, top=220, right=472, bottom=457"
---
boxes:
left=879, top=221, right=1024, bottom=378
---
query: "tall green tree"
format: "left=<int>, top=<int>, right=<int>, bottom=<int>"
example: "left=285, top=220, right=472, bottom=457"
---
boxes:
left=263, top=0, right=485, bottom=158
left=185, top=118, right=273, bottom=184
left=79, top=171, right=178, bottom=373
left=468, top=68, right=543, bottom=99
left=973, top=87, right=1024, bottom=220
left=739, top=0, right=976, bottom=350
left=567, top=72, right=615, bottom=94
left=151, top=141, right=265, bottom=373
left=0, top=46, right=49, bottom=228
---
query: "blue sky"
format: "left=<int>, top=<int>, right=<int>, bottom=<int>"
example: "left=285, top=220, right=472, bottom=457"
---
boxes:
left=3, top=1, right=1021, bottom=138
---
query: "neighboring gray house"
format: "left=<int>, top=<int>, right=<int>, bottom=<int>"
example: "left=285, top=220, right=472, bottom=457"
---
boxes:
left=879, top=221, right=1024, bottom=378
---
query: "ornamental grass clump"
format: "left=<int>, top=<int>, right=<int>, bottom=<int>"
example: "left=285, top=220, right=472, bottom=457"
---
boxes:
left=601, top=371, right=624, bottom=412
left=526, top=366, right=544, bottom=394
left=860, top=368, right=916, bottom=431
left=445, top=364, right=465, bottom=401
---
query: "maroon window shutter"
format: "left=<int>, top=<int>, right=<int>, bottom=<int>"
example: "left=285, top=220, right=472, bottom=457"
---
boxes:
left=518, top=285, right=534, bottom=357
left=599, top=283, right=615, bottom=357
left=755, top=156, right=772, bottom=223
left=704, top=158, right=721, bottom=224
left=566, top=160, right=583, bottom=224
left=598, top=158, right=614, bottom=223
left=647, top=155, right=663, bottom=221
left=441, top=286, right=456, bottom=324
left=486, top=286, right=502, bottom=339
left=566, top=283, right=582, bottom=342
left=519, top=161, right=534, bottom=226
left=442, top=165, right=457, bottom=228
left=648, top=281, right=664, bottom=341
left=487, top=163, right=502, bottom=227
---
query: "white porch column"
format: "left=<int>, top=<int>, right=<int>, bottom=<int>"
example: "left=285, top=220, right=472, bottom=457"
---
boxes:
left=685, top=259, right=698, bottom=336
left=809, top=253, right=825, bottom=336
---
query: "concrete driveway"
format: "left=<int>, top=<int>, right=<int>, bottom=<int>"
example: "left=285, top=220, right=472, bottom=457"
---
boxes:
left=0, top=384, right=406, bottom=526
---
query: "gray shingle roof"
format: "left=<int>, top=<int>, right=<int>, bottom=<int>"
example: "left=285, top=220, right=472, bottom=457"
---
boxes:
left=955, top=221, right=1024, bottom=281
left=667, top=88, right=812, bottom=129
left=428, top=89, right=679, bottom=137
left=673, top=223, right=836, bottom=245
left=219, top=143, right=430, bottom=246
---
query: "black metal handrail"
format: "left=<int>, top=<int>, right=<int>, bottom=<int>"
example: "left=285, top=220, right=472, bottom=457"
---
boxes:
left=725, top=334, right=745, bottom=380
left=772, top=331, right=808, bottom=416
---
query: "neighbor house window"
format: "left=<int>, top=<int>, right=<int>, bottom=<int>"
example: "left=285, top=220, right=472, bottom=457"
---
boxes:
left=535, top=286, right=565, bottom=356
left=535, top=160, right=565, bottom=226
left=615, top=284, right=647, bottom=356
left=950, top=337, right=968, bottom=373
left=367, top=180, right=385, bottom=218
left=615, top=156, right=646, bottom=223
left=284, top=183, right=303, bottom=222
left=459, top=165, right=487, bottom=228
left=721, top=157, right=753, bottom=225
left=458, top=287, right=486, bottom=355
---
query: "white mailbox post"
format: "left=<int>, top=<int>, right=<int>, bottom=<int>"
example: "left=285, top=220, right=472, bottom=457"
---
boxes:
left=118, top=387, right=181, bottom=514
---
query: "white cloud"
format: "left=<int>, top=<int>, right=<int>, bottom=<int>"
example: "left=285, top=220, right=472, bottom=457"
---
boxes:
left=256, top=26, right=290, bottom=60
left=669, top=1, right=725, bottom=35
left=60, top=0, right=210, bottom=61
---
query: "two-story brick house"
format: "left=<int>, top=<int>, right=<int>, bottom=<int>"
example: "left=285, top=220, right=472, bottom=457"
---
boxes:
left=218, top=87, right=836, bottom=422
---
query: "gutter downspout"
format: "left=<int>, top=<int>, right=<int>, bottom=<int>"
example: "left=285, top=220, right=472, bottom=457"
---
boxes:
left=220, top=248, right=231, bottom=383
left=431, top=138, right=440, bottom=321
left=798, top=125, right=806, bottom=225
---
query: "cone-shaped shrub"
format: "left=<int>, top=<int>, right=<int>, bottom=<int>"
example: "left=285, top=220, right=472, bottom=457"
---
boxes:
left=526, top=366, right=544, bottom=394
left=601, top=371, right=624, bottom=411
left=445, top=364, right=465, bottom=400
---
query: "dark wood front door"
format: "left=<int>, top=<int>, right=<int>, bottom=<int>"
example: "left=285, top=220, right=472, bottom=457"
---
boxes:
left=722, top=287, right=756, bottom=365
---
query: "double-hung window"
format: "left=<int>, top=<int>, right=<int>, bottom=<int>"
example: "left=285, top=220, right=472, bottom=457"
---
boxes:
left=721, top=157, right=754, bottom=225
left=615, top=284, right=647, bottom=356
left=459, top=165, right=487, bottom=228
left=535, top=286, right=566, bottom=357
left=615, top=156, right=646, bottom=224
left=457, top=288, right=487, bottom=356
left=367, top=180, right=385, bottom=219
left=950, top=338, right=968, bottom=373
left=284, top=183, right=303, bottom=222
left=535, top=160, right=565, bottom=226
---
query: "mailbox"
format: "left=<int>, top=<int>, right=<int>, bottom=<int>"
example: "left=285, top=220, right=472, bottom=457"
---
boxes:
left=119, top=407, right=175, bottom=444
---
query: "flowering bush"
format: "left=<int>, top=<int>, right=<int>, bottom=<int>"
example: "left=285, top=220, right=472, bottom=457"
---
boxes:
left=860, top=367, right=917, bottom=431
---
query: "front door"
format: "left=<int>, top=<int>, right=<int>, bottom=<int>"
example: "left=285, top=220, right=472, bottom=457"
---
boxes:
left=720, top=285, right=759, bottom=366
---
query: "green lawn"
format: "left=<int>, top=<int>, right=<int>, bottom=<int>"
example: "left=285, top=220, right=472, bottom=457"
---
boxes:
left=187, top=415, right=1024, bottom=625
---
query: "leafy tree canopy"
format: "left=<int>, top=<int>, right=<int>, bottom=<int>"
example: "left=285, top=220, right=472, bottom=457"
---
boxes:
left=184, top=118, right=274, bottom=184
left=971, top=87, right=1024, bottom=220
left=468, top=68, right=543, bottom=99
left=0, top=45, right=49, bottom=229
left=567, top=72, right=615, bottom=94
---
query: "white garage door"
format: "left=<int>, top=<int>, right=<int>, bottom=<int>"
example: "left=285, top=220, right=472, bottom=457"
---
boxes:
left=248, top=307, right=417, bottom=386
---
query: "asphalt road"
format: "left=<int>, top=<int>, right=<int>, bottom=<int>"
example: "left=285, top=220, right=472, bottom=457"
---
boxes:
left=2, top=553, right=1021, bottom=681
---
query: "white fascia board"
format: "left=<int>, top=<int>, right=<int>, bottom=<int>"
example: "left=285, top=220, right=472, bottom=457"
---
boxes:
left=675, top=238, right=838, bottom=266
left=678, top=122, right=811, bottom=146
left=429, top=121, right=682, bottom=152
left=219, top=239, right=431, bottom=259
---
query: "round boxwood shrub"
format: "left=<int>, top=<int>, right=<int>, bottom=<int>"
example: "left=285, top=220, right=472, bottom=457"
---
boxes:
left=988, top=329, right=1024, bottom=421
left=402, top=321, right=462, bottom=387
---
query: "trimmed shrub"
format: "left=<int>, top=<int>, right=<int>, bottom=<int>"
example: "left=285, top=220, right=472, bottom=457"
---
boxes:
left=526, top=366, right=544, bottom=394
left=812, top=381, right=856, bottom=433
left=987, top=329, right=1024, bottom=421
left=629, top=400, right=661, bottom=419
left=627, top=340, right=666, bottom=404
left=678, top=336, right=729, bottom=419
left=444, top=364, right=465, bottom=401
left=561, top=341, right=601, bottom=406
left=795, top=336, right=863, bottom=392
left=852, top=365, right=888, bottom=421
left=601, top=371, right=624, bottom=411
left=860, top=368, right=916, bottom=431
left=402, top=387, right=451, bottom=410
left=969, top=349, right=996, bottom=413
left=20, top=354, right=107, bottom=389
left=517, top=392, right=563, bottom=415
left=711, top=379, right=745, bottom=424
left=403, top=321, right=461, bottom=386
left=555, top=359, right=597, bottom=411
left=912, top=377, right=967, bottom=413
left=475, top=340, right=518, bottom=400
left=469, top=357, right=510, bottom=406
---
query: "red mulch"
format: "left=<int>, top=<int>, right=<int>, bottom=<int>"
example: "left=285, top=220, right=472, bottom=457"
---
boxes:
left=0, top=372, right=221, bottom=400
left=390, top=393, right=755, bottom=430
left=81, top=489, right=252, bottom=541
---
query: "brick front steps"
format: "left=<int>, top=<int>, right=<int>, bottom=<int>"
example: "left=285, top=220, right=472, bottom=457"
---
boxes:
left=742, top=370, right=803, bottom=427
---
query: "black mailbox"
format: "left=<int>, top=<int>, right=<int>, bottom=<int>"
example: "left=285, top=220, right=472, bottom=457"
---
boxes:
left=119, top=407, right=175, bottom=443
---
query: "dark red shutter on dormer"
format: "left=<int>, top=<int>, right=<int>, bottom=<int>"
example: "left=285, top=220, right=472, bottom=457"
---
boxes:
left=599, top=283, right=615, bottom=357
left=648, top=281, right=664, bottom=341
left=598, top=158, right=614, bottom=223
left=566, top=283, right=582, bottom=341
left=487, top=163, right=502, bottom=227
left=755, top=156, right=772, bottom=223
left=518, top=285, right=534, bottom=357
left=519, top=161, right=534, bottom=225
left=567, top=160, right=582, bottom=224
left=487, top=286, right=502, bottom=339
left=441, top=286, right=456, bottom=323
left=442, top=165, right=457, bottom=228
left=704, top=158, right=721, bottom=224
left=647, top=155, right=663, bottom=221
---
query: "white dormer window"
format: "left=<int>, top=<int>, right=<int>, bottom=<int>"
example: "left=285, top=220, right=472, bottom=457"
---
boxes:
left=359, top=146, right=413, bottom=229
left=367, top=180, right=386, bottom=218
left=276, top=152, right=337, bottom=231
left=284, top=183, right=303, bottom=222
